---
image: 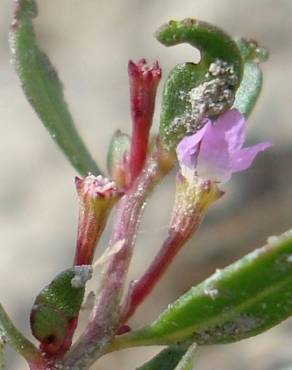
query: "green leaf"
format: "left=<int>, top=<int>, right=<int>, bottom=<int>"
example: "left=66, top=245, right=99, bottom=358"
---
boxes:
left=0, top=303, right=41, bottom=364
left=233, top=38, right=268, bottom=117
left=32, top=267, right=90, bottom=320
left=107, top=130, right=130, bottom=187
left=110, top=230, right=292, bottom=349
left=156, top=18, right=243, bottom=151
left=136, top=346, right=187, bottom=370
left=0, top=337, right=4, bottom=370
left=10, top=0, right=100, bottom=176
left=31, top=267, right=91, bottom=354
left=174, top=344, right=197, bottom=370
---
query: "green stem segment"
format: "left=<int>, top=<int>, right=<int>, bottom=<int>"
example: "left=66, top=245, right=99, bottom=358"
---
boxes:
left=10, top=0, right=100, bottom=176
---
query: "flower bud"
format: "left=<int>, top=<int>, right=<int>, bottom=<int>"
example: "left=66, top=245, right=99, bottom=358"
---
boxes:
left=74, top=175, right=123, bottom=266
left=128, top=59, right=161, bottom=186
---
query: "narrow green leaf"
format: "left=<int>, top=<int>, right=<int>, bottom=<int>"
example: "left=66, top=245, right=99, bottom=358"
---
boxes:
left=174, top=344, right=197, bottom=370
left=110, top=230, right=292, bottom=349
left=0, top=303, right=41, bottom=364
left=233, top=38, right=268, bottom=117
left=156, top=18, right=243, bottom=151
left=136, top=346, right=187, bottom=370
left=10, top=0, right=100, bottom=176
left=0, top=337, right=4, bottom=370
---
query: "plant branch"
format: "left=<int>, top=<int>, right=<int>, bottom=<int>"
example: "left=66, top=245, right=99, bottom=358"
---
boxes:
left=62, top=150, right=173, bottom=370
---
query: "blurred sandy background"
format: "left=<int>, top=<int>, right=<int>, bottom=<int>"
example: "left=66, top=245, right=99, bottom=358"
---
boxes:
left=0, top=0, right=292, bottom=369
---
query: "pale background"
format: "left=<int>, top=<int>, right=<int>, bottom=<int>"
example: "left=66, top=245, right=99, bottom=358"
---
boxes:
left=0, top=0, right=292, bottom=369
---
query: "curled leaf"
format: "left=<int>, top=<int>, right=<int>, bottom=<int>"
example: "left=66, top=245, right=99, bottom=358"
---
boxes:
left=156, top=18, right=243, bottom=151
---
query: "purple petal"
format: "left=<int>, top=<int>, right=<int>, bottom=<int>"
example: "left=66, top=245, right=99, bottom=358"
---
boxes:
left=176, top=121, right=211, bottom=169
left=214, top=108, right=246, bottom=153
left=231, top=142, right=272, bottom=172
left=196, top=119, right=232, bottom=182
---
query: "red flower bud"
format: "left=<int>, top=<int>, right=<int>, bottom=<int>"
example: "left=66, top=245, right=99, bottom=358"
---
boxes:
left=128, top=59, right=161, bottom=186
left=74, top=175, right=123, bottom=266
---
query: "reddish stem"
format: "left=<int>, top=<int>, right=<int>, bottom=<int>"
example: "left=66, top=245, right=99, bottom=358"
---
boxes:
left=120, top=220, right=201, bottom=323
left=62, top=154, right=170, bottom=370
left=121, top=178, right=222, bottom=323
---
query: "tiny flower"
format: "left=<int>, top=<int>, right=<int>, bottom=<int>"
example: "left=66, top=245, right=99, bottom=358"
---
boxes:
left=128, top=59, right=162, bottom=186
left=176, top=108, right=271, bottom=182
left=74, top=175, right=123, bottom=266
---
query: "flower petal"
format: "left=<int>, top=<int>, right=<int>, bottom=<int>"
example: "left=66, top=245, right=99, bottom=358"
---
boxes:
left=214, top=108, right=246, bottom=152
left=196, top=119, right=231, bottom=182
left=176, top=121, right=211, bottom=169
left=231, top=142, right=272, bottom=172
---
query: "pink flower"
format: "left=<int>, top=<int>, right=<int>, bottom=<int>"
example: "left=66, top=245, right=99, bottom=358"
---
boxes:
left=176, top=109, right=271, bottom=182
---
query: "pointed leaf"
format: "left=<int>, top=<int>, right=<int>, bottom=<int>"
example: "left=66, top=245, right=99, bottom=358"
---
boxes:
left=233, top=38, right=268, bottom=117
left=156, top=18, right=243, bottom=151
left=111, top=230, right=292, bottom=349
left=136, top=346, right=187, bottom=370
left=10, top=0, right=100, bottom=176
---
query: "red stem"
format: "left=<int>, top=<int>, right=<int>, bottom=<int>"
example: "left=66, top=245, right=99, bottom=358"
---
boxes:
left=121, top=218, right=201, bottom=323
left=62, top=155, right=169, bottom=369
left=120, top=179, right=223, bottom=322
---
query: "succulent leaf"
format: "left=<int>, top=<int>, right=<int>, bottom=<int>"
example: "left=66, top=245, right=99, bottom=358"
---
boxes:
left=31, top=267, right=91, bottom=356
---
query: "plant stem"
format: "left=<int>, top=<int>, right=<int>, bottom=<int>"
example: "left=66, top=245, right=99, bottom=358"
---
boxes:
left=62, top=153, right=171, bottom=370
left=120, top=219, right=202, bottom=323
left=121, top=178, right=222, bottom=322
